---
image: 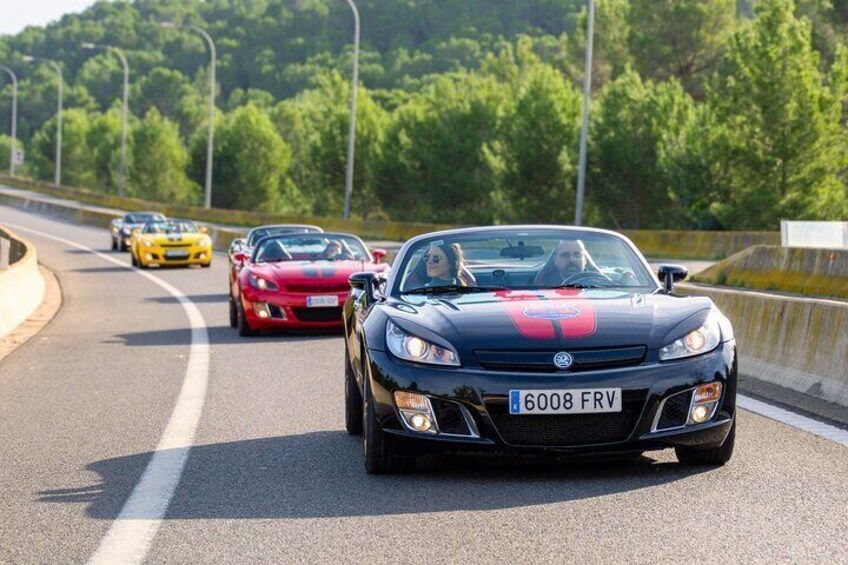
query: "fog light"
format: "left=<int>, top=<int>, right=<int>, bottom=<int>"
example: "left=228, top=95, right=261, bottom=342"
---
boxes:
left=395, top=391, right=438, bottom=434
left=690, top=404, right=710, bottom=423
left=253, top=302, right=271, bottom=319
left=199, top=253, right=206, bottom=260
left=144, top=254, right=152, bottom=261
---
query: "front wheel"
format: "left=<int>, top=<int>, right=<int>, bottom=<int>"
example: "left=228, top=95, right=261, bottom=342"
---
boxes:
left=676, top=420, right=735, bottom=466
left=111, top=238, right=117, bottom=251
left=131, top=252, right=138, bottom=267
left=237, top=300, right=259, bottom=337
left=345, top=348, right=363, bottom=435
left=362, top=379, right=413, bottom=474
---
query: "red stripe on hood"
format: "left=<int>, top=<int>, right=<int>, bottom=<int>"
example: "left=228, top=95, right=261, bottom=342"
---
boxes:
left=494, top=289, right=597, bottom=340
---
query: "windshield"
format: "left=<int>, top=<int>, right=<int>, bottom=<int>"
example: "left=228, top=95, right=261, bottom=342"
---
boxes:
left=126, top=213, right=165, bottom=224
left=143, top=220, right=199, bottom=235
left=247, top=226, right=323, bottom=247
left=395, top=229, right=656, bottom=294
left=254, top=234, right=369, bottom=263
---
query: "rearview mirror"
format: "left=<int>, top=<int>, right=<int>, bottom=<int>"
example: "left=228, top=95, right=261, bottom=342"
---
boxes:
left=657, top=264, right=688, bottom=293
left=500, top=243, right=545, bottom=259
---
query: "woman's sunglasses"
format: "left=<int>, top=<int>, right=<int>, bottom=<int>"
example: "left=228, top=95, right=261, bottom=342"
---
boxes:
left=424, top=254, right=443, bottom=264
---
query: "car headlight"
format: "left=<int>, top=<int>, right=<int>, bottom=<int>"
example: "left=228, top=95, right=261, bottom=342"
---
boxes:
left=248, top=274, right=279, bottom=291
left=659, top=309, right=722, bottom=361
left=386, top=321, right=460, bottom=366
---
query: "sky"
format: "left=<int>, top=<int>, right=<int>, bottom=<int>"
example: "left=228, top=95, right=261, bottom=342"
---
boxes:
left=0, top=0, right=99, bottom=36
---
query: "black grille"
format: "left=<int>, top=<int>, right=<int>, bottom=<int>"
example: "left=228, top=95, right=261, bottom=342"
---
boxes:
left=656, top=391, right=692, bottom=430
left=431, top=399, right=471, bottom=435
left=475, top=346, right=646, bottom=373
left=486, top=391, right=646, bottom=446
left=291, top=307, right=343, bottom=323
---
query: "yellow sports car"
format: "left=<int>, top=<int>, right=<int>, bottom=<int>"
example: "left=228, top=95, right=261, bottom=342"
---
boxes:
left=130, top=219, right=213, bottom=269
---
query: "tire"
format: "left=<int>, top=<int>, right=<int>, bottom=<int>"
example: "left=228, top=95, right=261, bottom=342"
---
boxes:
left=228, top=295, right=238, bottom=328
left=131, top=252, right=138, bottom=267
left=201, top=262, right=211, bottom=268
left=237, top=300, right=259, bottom=337
left=362, top=378, right=413, bottom=474
left=345, top=348, right=363, bottom=435
left=676, top=420, right=735, bottom=466
left=111, top=238, right=117, bottom=251
left=120, top=241, right=128, bottom=252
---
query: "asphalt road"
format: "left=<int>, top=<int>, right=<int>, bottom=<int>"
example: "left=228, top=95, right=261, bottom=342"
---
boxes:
left=1, top=204, right=846, bottom=564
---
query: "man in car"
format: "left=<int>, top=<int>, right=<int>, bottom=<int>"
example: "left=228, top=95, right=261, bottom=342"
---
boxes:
left=534, top=239, right=594, bottom=286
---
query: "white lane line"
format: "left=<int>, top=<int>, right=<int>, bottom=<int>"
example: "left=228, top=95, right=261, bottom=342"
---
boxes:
left=739, top=394, right=848, bottom=447
left=5, top=222, right=210, bottom=565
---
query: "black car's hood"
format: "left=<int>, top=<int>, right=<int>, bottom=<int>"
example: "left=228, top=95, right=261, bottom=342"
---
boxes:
left=383, top=289, right=713, bottom=353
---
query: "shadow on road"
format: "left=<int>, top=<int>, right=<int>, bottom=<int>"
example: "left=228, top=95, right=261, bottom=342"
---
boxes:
left=107, top=326, right=341, bottom=346
left=73, top=266, right=131, bottom=273
left=37, top=431, right=712, bottom=520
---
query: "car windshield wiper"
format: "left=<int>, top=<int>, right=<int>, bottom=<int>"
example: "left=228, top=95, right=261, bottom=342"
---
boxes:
left=403, top=285, right=506, bottom=295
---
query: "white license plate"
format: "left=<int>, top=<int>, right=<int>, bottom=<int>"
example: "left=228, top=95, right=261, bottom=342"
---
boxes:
left=509, top=388, right=622, bottom=415
left=165, top=250, right=189, bottom=258
left=306, top=295, right=339, bottom=308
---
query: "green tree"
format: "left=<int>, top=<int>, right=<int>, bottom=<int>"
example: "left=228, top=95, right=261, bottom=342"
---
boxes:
left=588, top=68, right=698, bottom=229
left=31, top=108, right=96, bottom=188
left=193, top=103, right=302, bottom=212
left=87, top=106, right=125, bottom=193
left=704, top=0, right=848, bottom=228
left=492, top=62, right=582, bottom=223
left=129, top=108, right=197, bottom=204
left=628, top=0, right=737, bottom=95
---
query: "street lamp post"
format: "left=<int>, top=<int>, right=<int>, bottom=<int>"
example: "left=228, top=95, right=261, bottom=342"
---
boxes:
left=574, top=0, right=595, bottom=227
left=160, top=22, right=216, bottom=209
left=343, top=0, right=360, bottom=221
left=82, top=43, right=130, bottom=198
left=22, top=55, right=63, bottom=187
left=0, top=65, right=18, bottom=176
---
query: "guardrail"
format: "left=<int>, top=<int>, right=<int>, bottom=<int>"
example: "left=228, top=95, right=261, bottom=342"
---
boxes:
left=0, top=173, right=779, bottom=260
left=0, top=226, right=46, bottom=339
left=680, top=283, right=848, bottom=408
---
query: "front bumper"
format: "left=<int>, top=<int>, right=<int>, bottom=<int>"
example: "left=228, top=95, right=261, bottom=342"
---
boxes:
left=241, top=288, right=348, bottom=329
left=366, top=342, right=737, bottom=457
left=139, top=246, right=212, bottom=267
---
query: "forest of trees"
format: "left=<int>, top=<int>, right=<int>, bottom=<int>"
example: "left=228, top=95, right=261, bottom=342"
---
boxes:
left=0, top=0, right=847, bottom=229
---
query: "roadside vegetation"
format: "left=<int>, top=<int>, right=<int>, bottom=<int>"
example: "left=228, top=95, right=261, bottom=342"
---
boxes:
left=0, top=0, right=847, bottom=229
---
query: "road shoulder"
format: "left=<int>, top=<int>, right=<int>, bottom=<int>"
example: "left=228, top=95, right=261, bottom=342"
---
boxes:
left=0, top=264, right=62, bottom=364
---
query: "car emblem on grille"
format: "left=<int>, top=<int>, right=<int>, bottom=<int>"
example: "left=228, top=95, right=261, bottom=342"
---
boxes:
left=553, top=351, right=574, bottom=370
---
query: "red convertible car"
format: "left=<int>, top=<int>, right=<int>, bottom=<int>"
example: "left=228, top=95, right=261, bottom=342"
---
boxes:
left=232, top=232, right=389, bottom=336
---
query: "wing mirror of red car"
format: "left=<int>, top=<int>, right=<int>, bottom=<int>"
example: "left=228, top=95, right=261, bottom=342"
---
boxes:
left=372, top=249, right=387, bottom=263
left=233, top=251, right=249, bottom=263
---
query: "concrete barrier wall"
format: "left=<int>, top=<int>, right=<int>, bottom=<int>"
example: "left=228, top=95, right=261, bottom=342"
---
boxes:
left=679, top=282, right=848, bottom=407
left=623, top=229, right=780, bottom=260
left=0, top=227, right=46, bottom=339
left=692, top=245, right=848, bottom=299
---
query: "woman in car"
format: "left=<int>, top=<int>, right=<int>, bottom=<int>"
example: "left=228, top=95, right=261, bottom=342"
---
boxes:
left=404, top=243, right=473, bottom=289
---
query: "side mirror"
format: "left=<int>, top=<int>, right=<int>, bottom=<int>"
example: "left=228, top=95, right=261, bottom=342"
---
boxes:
left=199, top=226, right=208, bottom=234
left=233, top=251, right=249, bottom=263
left=350, top=272, right=377, bottom=304
left=372, top=249, right=387, bottom=263
left=657, top=264, right=688, bottom=293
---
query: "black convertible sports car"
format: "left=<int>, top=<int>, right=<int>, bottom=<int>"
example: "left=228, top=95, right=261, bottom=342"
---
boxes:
left=343, top=226, right=737, bottom=473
